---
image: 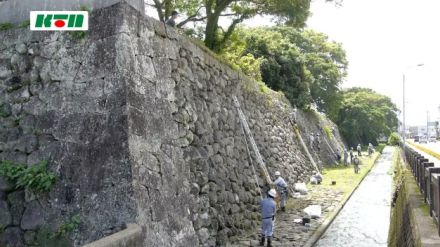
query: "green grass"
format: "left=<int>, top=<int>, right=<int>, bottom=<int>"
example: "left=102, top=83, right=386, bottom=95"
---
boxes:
left=319, top=152, right=380, bottom=196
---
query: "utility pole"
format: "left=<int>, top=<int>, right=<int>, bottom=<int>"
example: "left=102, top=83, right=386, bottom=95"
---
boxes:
left=402, top=63, right=424, bottom=149
left=403, top=74, right=406, bottom=145
left=427, top=111, right=430, bottom=139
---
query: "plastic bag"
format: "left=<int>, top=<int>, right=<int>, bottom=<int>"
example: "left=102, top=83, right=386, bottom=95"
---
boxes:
left=294, top=182, right=308, bottom=194
left=303, top=205, right=322, bottom=219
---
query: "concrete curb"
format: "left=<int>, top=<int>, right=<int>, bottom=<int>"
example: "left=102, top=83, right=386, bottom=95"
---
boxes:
left=82, top=224, right=143, bottom=247
left=302, top=152, right=382, bottom=247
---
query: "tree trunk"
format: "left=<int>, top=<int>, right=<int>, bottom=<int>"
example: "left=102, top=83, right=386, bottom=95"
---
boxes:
left=204, top=13, right=220, bottom=50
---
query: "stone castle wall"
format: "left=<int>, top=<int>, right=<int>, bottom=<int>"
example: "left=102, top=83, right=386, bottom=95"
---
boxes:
left=0, top=3, right=345, bottom=246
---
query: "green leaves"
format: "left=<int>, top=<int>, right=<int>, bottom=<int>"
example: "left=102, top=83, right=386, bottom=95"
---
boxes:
left=150, top=0, right=312, bottom=50
left=388, top=132, right=401, bottom=146
left=335, top=88, right=399, bottom=147
left=0, top=160, right=57, bottom=193
left=221, top=26, right=347, bottom=112
left=54, top=215, right=81, bottom=238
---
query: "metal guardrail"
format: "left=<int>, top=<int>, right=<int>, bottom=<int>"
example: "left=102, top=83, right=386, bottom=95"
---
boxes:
left=404, top=145, right=440, bottom=235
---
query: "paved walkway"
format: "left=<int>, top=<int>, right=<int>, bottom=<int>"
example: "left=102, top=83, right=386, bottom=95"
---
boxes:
left=314, top=146, right=395, bottom=247
left=229, top=184, right=344, bottom=247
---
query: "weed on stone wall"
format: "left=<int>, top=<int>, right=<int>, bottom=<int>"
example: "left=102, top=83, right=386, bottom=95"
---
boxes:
left=323, top=126, right=333, bottom=139
left=70, top=31, right=87, bottom=40
left=0, top=22, right=13, bottom=31
left=0, top=160, right=57, bottom=193
left=0, top=103, right=12, bottom=118
left=70, top=5, right=91, bottom=40
left=33, top=215, right=81, bottom=247
left=18, top=20, right=30, bottom=28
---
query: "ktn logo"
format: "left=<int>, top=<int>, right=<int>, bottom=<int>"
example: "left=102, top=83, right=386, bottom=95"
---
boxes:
left=30, top=11, right=88, bottom=31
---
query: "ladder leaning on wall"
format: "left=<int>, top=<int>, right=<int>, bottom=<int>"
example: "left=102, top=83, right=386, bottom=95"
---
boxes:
left=233, top=96, right=273, bottom=190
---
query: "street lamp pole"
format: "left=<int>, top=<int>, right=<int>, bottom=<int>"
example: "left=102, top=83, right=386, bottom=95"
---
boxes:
left=427, top=111, right=430, bottom=140
left=402, top=63, right=424, bottom=156
left=403, top=74, right=406, bottom=144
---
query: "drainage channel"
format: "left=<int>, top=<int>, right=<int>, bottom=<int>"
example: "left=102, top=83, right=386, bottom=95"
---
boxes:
left=313, top=146, right=395, bottom=247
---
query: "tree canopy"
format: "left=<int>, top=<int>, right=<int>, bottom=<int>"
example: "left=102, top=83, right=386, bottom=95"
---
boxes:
left=334, top=88, right=399, bottom=147
left=147, top=0, right=312, bottom=51
left=221, top=26, right=348, bottom=114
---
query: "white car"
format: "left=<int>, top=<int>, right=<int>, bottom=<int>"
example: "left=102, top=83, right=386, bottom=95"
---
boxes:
left=429, top=136, right=437, bottom=142
left=419, top=136, right=428, bottom=143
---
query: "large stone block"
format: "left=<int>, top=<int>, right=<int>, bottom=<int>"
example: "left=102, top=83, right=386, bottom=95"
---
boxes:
left=20, top=200, right=44, bottom=230
left=0, top=227, right=24, bottom=247
left=0, top=200, right=12, bottom=227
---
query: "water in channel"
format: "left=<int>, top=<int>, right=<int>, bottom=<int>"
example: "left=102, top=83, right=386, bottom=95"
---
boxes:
left=314, top=146, right=395, bottom=247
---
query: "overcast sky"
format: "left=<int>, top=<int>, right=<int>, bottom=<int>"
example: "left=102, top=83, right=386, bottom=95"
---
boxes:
left=244, top=0, right=440, bottom=126
left=147, top=0, right=440, bottom=126
left=304, top=0, right=440, bottom=126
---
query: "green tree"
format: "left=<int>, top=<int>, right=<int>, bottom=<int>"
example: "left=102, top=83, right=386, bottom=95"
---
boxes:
left=335, top=87, right=399, bottom=147
left=220, top=27, right=347, bottom=111
left=243, top=27, right=312, bottom=108
left=388, top=132, right=401, bottom=146
left=219, top=29, right=263, bottom=80
left=147, top=0, right=312, bottom=51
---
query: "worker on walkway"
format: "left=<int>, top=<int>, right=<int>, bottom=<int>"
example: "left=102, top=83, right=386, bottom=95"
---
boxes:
left=353, top=155, right=360, bottom=173
left=309, top=132, right=315, bottom=149
left=350, top=147, right=354, bottom=164
left=343, top=148, right=349, bottom=165
left=357, top=144, right=362, bottom=156
left=273, top=171, right=288, bottom=212
left=368, top=143, right=374, bottom=156
left=260, top=189, right=277, bottom=247
left=310, top=171, right=323, bottom=184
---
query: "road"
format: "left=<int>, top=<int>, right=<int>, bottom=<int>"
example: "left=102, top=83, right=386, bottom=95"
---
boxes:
left=407, top=139, right=440, bottom=166
left=409, top=139, right=440, bottom=153
left=314, top=146, right=395, bottom=247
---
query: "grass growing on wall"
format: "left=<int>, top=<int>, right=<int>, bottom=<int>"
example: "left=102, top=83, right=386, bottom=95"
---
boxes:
left=388, top=148, right=410, bottom=247
left=323, top=126, right=333, bottom=139
left=0, top=22, right=13, bottom=31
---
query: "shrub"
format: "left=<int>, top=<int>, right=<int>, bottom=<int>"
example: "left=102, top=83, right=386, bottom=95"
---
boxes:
left=323, top=126, right=333, bottom=139
left=388, top=132, right=401, bottom=146
left=376, top=143, right=386, bottom=154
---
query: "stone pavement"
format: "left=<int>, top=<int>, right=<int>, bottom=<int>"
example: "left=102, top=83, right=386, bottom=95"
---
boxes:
left=228, top=186, right=344, bottom=247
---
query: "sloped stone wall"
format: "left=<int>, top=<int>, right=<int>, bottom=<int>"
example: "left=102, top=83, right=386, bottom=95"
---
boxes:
left=0, top=3, right=345, bottom=247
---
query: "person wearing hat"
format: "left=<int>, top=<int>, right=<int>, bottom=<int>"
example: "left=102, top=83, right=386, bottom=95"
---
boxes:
left=349, top=147, right=354, bottom=164
left=353, top=154, right=360, bottom=173
left=273, top=171, right=288, bottom=212
left=260, top=189, right=277, bottom=247
left=165, top=10, right=179, bottom=27
left=343, top=148, right=349, bottom=165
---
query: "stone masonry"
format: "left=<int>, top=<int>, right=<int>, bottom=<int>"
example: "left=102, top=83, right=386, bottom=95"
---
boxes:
left=0, top=3, right=345, bottom=246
